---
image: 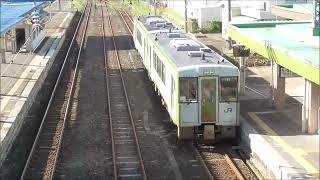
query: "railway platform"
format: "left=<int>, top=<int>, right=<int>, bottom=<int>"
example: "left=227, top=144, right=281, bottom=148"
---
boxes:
left=0, top=3, right=75, bottom=167
left=198, top=34, right=319, bottom=179
left=241, top=66, right=319, bottom=180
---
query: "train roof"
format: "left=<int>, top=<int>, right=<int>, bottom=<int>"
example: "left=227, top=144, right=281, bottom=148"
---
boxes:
left=137, top=16, right=179, bottom=32
left=136, top=15, right=237, bottom=69
left=155, top=32, right=237, bottom=68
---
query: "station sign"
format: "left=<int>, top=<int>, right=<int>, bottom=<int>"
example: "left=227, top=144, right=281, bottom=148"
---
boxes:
left=279, top=66, right=300, bottom=78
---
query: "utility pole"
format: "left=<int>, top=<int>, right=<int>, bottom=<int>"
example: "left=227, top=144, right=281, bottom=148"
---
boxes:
left=228, top=0, right=231, bottom=21
left=154, top=0, right=157, bottom=15
left=313, top=0, right=320, bottom=36
left=184, top=0, right=188, bottom=33
left=227, top=0, right=232, bottom=49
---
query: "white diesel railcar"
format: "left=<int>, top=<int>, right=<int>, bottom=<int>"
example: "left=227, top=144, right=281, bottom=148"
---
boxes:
left=133, top=16, right=239, bottom=140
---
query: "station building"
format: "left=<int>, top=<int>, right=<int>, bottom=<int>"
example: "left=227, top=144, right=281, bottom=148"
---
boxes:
left=0, top=0, right=48, bottom=63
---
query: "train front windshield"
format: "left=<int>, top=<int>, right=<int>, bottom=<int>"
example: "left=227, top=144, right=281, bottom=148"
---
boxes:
left=220, top=77, right=238, bottom=102
left=179, top=78, right=197, bottom=102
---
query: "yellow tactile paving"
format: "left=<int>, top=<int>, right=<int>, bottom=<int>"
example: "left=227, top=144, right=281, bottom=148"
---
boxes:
left=248, top=112, right=319, bottom=176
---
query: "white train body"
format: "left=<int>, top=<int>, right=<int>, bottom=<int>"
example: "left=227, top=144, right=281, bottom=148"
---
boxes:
left=133, top=16, right=239, bottom=139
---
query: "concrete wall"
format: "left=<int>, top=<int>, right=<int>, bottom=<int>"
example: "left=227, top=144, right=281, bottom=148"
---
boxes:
left=197, top=6, right=222, bottom=28
left=167, top=0, right=223, bottom=25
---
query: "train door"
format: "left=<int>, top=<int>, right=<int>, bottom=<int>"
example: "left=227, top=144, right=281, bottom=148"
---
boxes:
left=199, top=77, right=218, bottom=124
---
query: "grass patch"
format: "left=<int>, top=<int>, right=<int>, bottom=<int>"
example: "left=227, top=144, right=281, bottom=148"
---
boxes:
left=124, top=0, right=151, bottom=16
left=123, top=0, right=185, bottom=29
left=158, top=8, right=185, bottom=29
left=72, top=0, right=86, bottom=11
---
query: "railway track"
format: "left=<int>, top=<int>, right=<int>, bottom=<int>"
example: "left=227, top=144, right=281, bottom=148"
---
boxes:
left=102, top=3, right=147, bottom=180
left=195, top=143, right=258, bottom=180
left=53, top=2, right=112, bottom=179
left=118, top=8, right=133, bottom=35
left=20, top=3, right=91, bottom=180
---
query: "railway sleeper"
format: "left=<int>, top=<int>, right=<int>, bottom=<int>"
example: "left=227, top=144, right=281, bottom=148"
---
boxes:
left=37, top=140, right=56, bottom=147
left=24, top=173, right=45, bottom=180
left=114, top=139, right=134, bottom=145
left=118, top=173, right=142, bottom=180
left=42, top=123, right=63, bottom=129
left=116, top=150, right=138, bottom=156
left=118, top=166, right=141, bottom=174
left=113, top=126, right=133, bottom=131
left=26, top=166, right=48, bottom=173
left=114, top=135, right=132, bottom=140
left=37, top=139, right=58, bottom=149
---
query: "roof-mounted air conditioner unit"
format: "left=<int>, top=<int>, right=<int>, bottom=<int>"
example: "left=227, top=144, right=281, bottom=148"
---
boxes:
left=156, top=22, right=166, bottom=27
left=167, top=33, right=180, bottom=38
left=188, top=51, right=203, bottom=57
left=170, top=38, right=201, bottom=51
left=200, top=48, right=211, bottom=53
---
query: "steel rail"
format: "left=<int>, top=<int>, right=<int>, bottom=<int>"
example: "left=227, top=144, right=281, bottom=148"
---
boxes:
left=224, top=154, right=245, bottom=180
left=118, top=9, right=133, bottom=35
left=194, top=143, right=215, bottom=180
left=20, top=3, right=91, bottom=179
left=122, top=8, right=134, bottom=25
left=105, top=3, right=147, bottom=180
left=50, top=3, right=92, bottom=179
left=100, top=3, right=117, bottom=179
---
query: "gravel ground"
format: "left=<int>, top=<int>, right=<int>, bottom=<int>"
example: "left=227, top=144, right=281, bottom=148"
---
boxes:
left=54, top=5, right=112, bottom=179
left=199, top=145, right=237, bottom=180
left=229, top=150, right=258, bottom=180
left=199, top=144, right=259, bottom=180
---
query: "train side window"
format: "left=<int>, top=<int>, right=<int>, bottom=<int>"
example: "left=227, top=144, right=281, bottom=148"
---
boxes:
left=149, top=46, right=152, bottom=60
left=161, top=65, right=166, bottom=84
left=137, top=29, right=142, bottom=45
left=153, top=51, right=157, bottom=70
left=179, top=78, right=197, bottom=102
left=157, top=59, right=161, bottom=78
left=171, top=76, right=175, bottom=109
left=220, top=77, right=238, bottom=102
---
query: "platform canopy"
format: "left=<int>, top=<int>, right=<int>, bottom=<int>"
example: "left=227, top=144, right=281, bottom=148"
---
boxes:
left=271, top=4, right=313, bottom=20
left=228, top=21, right=320, bottom=85
left=0, top=0, right=48, bottom=35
